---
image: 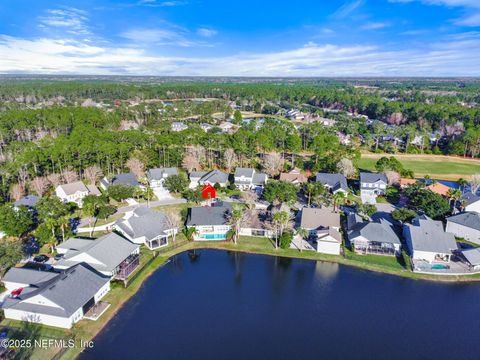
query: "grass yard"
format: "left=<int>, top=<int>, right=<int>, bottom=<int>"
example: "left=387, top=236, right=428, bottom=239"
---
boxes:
left=358, top=153, right=480, bottom=180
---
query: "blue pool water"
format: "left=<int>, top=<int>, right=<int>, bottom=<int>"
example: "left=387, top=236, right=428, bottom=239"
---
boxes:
left=202, top=233, right=226, bottom=240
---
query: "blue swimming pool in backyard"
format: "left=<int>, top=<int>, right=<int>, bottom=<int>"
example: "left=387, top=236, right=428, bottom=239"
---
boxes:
left=201, top=233, right=227, bottom=240
left=80, top=250, right=480, bottom=360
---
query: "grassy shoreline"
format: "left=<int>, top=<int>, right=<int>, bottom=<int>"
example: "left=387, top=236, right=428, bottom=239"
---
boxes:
left=4, top=237, right=480, bottom=360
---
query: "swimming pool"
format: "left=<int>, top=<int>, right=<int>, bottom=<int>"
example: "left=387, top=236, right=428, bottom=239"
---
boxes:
left=201, top=233, right=227, bottom=240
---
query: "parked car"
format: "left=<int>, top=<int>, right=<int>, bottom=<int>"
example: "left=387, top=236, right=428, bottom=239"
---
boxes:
left=54, top=253, right=64, bottom=261
left=33, top=254, right=49, bottom=263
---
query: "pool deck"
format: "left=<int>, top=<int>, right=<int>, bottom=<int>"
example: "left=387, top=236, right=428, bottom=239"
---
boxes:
left=412, top=259, right=480, bottom=275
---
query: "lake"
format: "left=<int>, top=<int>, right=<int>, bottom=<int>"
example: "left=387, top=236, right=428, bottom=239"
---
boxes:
left=80, top=250, right=480, bottom=360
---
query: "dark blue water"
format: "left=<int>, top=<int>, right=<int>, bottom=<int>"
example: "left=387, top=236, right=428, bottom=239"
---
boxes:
left=80, top=250, right=480, bottom=360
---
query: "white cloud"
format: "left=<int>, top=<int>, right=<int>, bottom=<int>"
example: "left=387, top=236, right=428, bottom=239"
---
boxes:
left=121, top=27, right=213, bottom=47
left=197, top=28, right=217, bottom=37
left=361, top=22, right=391, bottom=30
left=137, top=0, right=187, bottom=7
left=38, top=7, right=90, bottom=35
left=331, top=0, right=364, bottom=19
left=0, top=34, right=479, bottom=76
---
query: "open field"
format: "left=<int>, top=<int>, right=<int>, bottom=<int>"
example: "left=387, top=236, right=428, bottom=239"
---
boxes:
left=358, top=153, right=480, bottom=180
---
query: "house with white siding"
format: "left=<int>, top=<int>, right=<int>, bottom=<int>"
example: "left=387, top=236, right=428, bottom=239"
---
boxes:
left=461, top=192, right=480, bottom=213
left=186, top=202, right=232, bottom=240
left=446, top=212, right=480, bottom=244
left=239, top=209, right=273, bottom=238
left=234, top=168, right=268, bottom=191
left=114, top=207, right=177, bottom=250
left=300, top=207, right=342, bottom=255
left=1, top=264, right=110, bottom=329
left=189, top=170, right=229, bottom=189
left=403, top=215, right=457, bottom=264
left=55, top=181, right=101, bottom=207
left=315, top=173, right=348, bottom=194
left=360, top=172, right=387, bottom=204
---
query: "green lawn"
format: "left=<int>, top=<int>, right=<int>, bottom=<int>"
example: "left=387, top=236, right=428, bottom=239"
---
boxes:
left=358, top=154, right=480, bottom=180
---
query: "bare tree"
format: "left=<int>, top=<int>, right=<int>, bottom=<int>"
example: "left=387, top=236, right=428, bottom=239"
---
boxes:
left=17, top=168, right=29, bottom=187
left=336, top=158, right=356, bottom=178
left=10, top=183, right=25, bottom=201
left=30, top=176, right=49, bottom=196
left=126, top=158, right=145, bottom=179
left=470, top=173, right=480, bottom=194
left=182, top=154, right=201, bottom=172
left=164, top=210, right=182, bottom=243
left=84, top=165, right=103, bottom=184
left=241, top=191, right=257, bottom=209
left=262, top=152, right=284, bottom=176
left=223, top=148, right=238, bottom=172
left=46, top=173, right=62, bottom=187
left=385, top=171, right=401, bottom=186
left=62, top=168, right=79, bottom=183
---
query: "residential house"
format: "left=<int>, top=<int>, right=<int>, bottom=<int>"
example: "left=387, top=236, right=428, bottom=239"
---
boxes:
left=114, top=207, right=177, bottom=250
left=147, top=168, right=178, bottom=197
left=234, top=168, right=268, bottom=190
left=14, top=195, right=39, bottom=208
left=446, top=212, right=480, bottom=244
left=315, top=173, right=348, bottom=194
left=461, top=248, right=480, bottom=271
left=55, top=181, right=101, bottom=207
left=279, top=169, right=307, bottom=184
left=1, top=264, right=110, bottom=329
left=461, top=192, right=480, bottom=213
left=300, top=207, right=342, bottom=255
left=347, top=214, right=401, bottom=256
left=218, top=121, right=237, bottom=134
left=189, top=170, right=229, bottom=189
left=286, top=109, right=305, bottom=120
left=403, top=215, right=457, bottom=264
left=100, top=172, right=140, bottom=190
left=55, top=233, right=140, bottom=280
left=360, top=172, right=388, bottom=204
left=426, top=182, right=451, bottom=196
left=239, top=209, right=273, bottom=238
left=200, top=123, right=214, bottom=132
left=399, top=178, right=417, bottom=188
left=186, top=202, right=232, bottom=240
left=171, top=122, right=188, bottom=132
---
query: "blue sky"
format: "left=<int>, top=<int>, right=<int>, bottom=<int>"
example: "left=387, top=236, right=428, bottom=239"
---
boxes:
left=0, top=0, right=479, bottom=76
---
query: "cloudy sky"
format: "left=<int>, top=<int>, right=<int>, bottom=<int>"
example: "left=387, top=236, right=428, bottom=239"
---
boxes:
left=0, top=0, right=479, bottom=76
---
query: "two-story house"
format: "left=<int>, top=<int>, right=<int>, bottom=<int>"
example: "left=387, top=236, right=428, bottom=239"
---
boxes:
left=234, top=168, right=268, bottom=191
left=360, top=172, right=388, bottom=204
left=315, top=173, right=348, bottom=194
left=189, top=170, right=229, bottom=189
left=55, top=181, right=101, bottom=207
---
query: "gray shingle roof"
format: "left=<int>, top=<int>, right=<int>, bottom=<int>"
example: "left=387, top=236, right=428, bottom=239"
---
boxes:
left=461, top=192, right=480, bottom=206
left=360, top=172, right=387, bottom=184
left=462, top=248, right=480, bottom=266
left=56, top=233, right=139, bottom=273
left=2, top=267, right=59, bottom=285
left=315, top=173, right=348, bottom=192
left=235, top=168, right=255, bottom=178
left=405, top=217, right=457, bottom=253
left=58, top=181, right=88, bottom=195
left=190, top=170, right=228, bottom=184
left=300, top=207, right=340, bottom=230
left=1, top=263, right=109, bottom=318
left=349, top=219, right=400, bottom=245
left=115, top=207, right=172, bottom=241
left=14, top=195, right=39, bottom=208
left=186, top=202, right=232, bottom=226
left=147, top=168, right=178, bottom=181
left=102, top=173, right=139, bottom=188
left=447, top=212, right=480, bottom=231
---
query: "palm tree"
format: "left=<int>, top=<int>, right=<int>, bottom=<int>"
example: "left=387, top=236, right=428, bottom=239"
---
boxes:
left=303, top=182, right=316, bottom=207
left=446, top=188, right=462, bottom=208
left=272, top=211, right=289, bottom=249
left=183, top=226, right=197, bottom=241
left=332, top=191, right=345, bottom=212
left=296, top=227, right=309, bottom=252
left=458, top=178, right=468, bottom=194
left=57, top=216, right=70, bottom=242
left=144, top=185, right=154, bottom=207
left=44, top=218, right=58, bottom=253
left=228, top=204, right=245, bottom=245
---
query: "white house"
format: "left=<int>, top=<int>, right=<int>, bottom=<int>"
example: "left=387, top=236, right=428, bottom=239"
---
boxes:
left=55, top=233, right=140, bottom=280
left=146, top=167, right=178, bottom=199
left=55, top=181, right=101, bottom=207
left=462, top=192, right=480, bottom=213
left=234, top=168, right=268, bottom=190
left=114, top=206, right=178, bottom=250
left=186, top=202, right=232, bottom=240
left=403, top=215, right=457, bottom=264
left=316, top=228, right=342, bottom=255
left=1, top=264, right=110, bottom=329
left=171, top=122, right=188, bottom=132
left=446, top=212, right=480, bottom=244
left=315, top=173, right=348, bottom=194
left=360, top=172, right=387, bottom=204
left=189, top=170, right=229, bottom=189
